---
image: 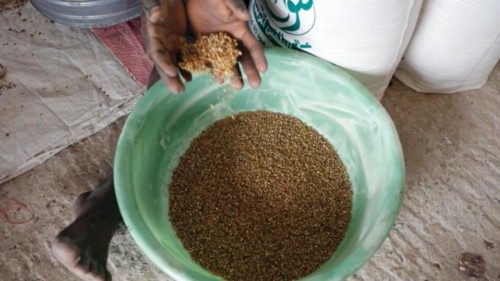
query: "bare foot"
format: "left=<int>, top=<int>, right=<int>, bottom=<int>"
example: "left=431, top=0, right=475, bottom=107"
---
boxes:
left=53, top=175, right=121, bottom=281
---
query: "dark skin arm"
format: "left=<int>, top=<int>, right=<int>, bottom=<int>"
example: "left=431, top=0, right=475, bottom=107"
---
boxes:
left=141, top=0, right=188, bottom=94
left=141, top=0, right=267, bottom=92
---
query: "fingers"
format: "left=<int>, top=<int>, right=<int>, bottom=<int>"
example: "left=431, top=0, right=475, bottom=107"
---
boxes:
left=237, top=27, right=268, bottom=73
left=150, top=44, right=185, bottom=94
left=144, top=16, right=185, bottom=94
left=158, top=66, right=184, bottom=94
left=159, top=48, right=184, bottom=94
left=145, top=24, right=178, bottom=77
left=150, top=49, right=178, bottom=77
left=231, top=65, right=243, bottom=90
left=240, top=47, right=261, bottom=89
left=224, top=0, right=250, bottom=21
left=229, top=24, right=267, bottom=89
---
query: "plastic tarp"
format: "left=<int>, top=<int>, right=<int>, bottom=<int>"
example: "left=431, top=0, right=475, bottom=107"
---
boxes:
left=0, top=3, right=144, bottom=184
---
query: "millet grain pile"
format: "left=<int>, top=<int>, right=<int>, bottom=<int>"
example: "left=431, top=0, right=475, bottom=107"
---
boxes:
left=169, top=111, right=352, bottom=281
left=179, top=32, right=241, bottom=80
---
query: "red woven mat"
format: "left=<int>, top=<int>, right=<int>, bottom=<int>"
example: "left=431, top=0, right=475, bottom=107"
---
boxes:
left=92, top=19, right=153, bottom=87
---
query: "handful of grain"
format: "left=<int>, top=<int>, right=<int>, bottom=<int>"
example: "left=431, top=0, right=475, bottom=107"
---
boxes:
left=179, top=32, right=241, bottom=79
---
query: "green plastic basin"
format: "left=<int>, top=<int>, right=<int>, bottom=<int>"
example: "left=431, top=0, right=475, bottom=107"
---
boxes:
left=114, top=48, right=405, bottom=281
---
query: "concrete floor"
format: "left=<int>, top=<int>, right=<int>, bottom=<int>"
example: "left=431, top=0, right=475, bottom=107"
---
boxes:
left=0, top=65, right=499, bottom=280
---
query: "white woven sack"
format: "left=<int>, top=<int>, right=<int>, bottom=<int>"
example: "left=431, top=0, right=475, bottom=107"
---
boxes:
left=395, top=0, right=500, bottom=93
left=249, top=0, right=422, bottom=100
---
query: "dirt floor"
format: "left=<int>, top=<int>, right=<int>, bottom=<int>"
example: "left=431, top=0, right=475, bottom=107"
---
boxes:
left=0, top=64, right=499, bottom=280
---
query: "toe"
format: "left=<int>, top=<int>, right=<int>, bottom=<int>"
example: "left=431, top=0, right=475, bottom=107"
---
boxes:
left=80, top=259, right=107, bottom=281
left=88, top=260, right=112, bottom=281
left=74, top=256, right=108, bottom=281
left=53, top=238, right=81, bottom=268
left=53, top=238, right=107, bottom=281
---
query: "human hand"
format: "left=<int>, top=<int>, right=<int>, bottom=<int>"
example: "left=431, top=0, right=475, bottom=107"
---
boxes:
left=186, top=0, right=268, bottom=89
left=142, top=0, right=189, bottom=93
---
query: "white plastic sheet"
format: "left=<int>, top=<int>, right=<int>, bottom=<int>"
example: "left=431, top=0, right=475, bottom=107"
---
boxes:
left=395, top=0, right=500, bottom=93
left=0, top=3, right=144, bottom=184
left=249, top=0, right=422, bottom=99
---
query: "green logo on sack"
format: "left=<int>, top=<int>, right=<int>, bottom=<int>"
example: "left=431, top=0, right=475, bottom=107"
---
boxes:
left=265, top=0, right=315, bottom=35
left=250, top=0, right=314, bottom=50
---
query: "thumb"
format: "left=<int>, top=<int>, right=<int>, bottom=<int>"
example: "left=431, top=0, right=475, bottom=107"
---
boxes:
left=224, top=0, right=250, bottom=21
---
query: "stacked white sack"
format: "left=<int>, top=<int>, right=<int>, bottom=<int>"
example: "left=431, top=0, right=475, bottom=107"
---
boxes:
left=395, top=0, right=500, bottom=93
left=249, top=0, right=422, bottom=100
